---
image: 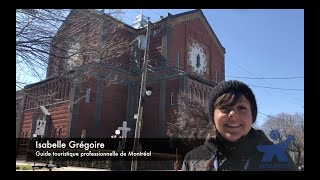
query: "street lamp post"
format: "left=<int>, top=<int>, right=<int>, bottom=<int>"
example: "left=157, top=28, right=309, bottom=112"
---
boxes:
left=145, top=87, right=152, bottom=97
left=131, top=87, right=152, bottom=171
left=111, top=130, right=121, bottom=139
left=32, top=134, right=37, bottom=167
left=131, top=18, right=152, bottom=171
left=111, top=129, right=122, bottom=154
left=115, top=130, right=121, bottom=137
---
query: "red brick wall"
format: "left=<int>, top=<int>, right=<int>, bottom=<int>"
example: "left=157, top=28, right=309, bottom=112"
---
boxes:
left=20, top=110, right=33, bottom=138
left=148, top=25, right=164, bottom=67
left=165, top=78, right=180, bottom=134
left=19, top=101, right=70, bottom=138
left=101, top=84, right=128, bottom=138
left=75, top=78, right=97, bottom=137
left=47, top=10, right=136, bottom=77
left=142, top=83, right=160, bottom=138
left=170, top=23, right=187, bottom=69
left=47, top=102, right=70, bottom=138
left=73, top=78, right=129, bottom=138
left=105, top=28, right=136, bottom=71
left=141, top=78, right=180, bottom=138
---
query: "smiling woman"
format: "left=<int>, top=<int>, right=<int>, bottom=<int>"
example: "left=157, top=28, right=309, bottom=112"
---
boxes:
left=181, top=80, right=297, bottom=171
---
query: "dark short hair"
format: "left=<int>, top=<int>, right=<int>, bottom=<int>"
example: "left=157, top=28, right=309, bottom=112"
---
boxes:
left=208, top=80, right=257, bottom=123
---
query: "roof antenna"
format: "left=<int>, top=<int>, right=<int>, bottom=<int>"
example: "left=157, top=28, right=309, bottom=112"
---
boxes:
left=132, top=9, right=148, bottom=29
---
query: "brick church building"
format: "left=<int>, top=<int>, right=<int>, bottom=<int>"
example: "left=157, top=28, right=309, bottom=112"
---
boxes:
left=16, top=9, right=225, bottom=145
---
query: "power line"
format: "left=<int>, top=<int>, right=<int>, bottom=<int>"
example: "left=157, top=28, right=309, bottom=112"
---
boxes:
left=147, top=9, right=163, bottom=17
left=226, top=76, right=303, bottom=80
left=203, top=10, right=304, bottom=107
left=131, top=9, right=142, bottom=15
left=138, top=58, right=304, bottom=92
left=230, top=62, right=304, bottom=104
left=258, top=111, right=285, bottom=121
left=248, top=84, right=304, bottom=91
left=225, top=60, right=304, bottom=105
left=131, top=18, right=151, bottom=171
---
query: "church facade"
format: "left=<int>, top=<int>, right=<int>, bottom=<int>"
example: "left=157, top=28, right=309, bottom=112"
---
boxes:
left=17, top=9, right=225, bottom=145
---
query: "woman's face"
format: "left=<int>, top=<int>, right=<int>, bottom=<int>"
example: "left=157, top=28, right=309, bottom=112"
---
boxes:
left=213, top=95, right=252, bottom=142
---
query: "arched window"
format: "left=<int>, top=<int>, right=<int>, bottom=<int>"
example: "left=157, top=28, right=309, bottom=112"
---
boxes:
left=170, top=92, right=175, bottom=105
left=188, top=88, right=192, bottom=105
left=21, top=132, right=25, bottom=143
left=21, top=132, right=25, bottom=138
left=51, top=128, right=56, bottom=139
left=85, top=88, right=91, bottom=103
left=57, top=127, right=62, bottom=138
left=196, top=54, right=201, bottom=68
left=24, top=132, right=29, bottom=144
left=81, top=129, right=87, bottom=139
left=202, top=92, right=205, bottom=106
left=25, top=132, right=29, bottom=139
left=65, top=83, right=70, bottom=100
left=176, top=51, right=180, bottom=67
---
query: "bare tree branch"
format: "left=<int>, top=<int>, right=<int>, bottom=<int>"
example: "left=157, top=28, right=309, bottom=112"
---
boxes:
left=166, top=92, right=215, bottom=150
left=16, top=9, right=134, bottom=114
left=16, top=9, right=132, bottom=88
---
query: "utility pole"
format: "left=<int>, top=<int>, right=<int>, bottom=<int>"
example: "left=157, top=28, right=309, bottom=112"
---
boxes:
left=131, top=18, right=151, bottom=171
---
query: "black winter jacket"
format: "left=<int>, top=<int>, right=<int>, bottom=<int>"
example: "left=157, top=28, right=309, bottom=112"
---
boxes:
left=181, top=128, right=297, bottom=171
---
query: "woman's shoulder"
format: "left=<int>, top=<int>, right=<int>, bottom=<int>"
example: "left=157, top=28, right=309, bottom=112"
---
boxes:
left=184, top=143, right=216, bottom=161
left=182, top=143, right=216, bottom=171
left=250, top=128, right=274, bottom=145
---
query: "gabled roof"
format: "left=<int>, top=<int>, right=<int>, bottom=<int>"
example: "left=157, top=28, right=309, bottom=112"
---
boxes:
left=57, top=9, right=225, bottom=55
left=144, top=9, right=225, bottom=56
left=168, top=9, right=225, bottom=56
left=57, top=9, right=138, bottom=37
